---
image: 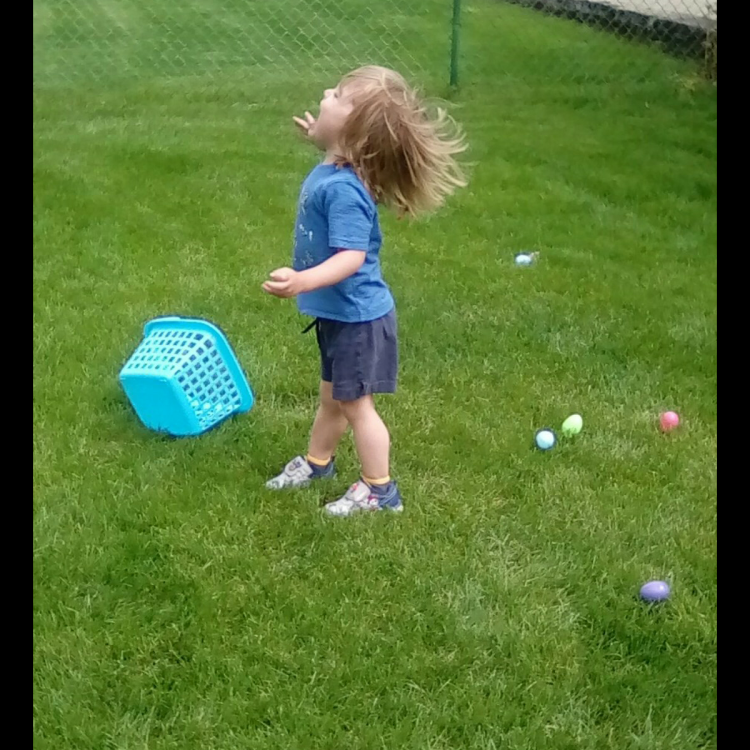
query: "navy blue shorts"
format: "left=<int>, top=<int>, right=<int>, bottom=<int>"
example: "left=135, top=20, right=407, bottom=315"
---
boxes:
left=314, top=309, right=398, bottom=402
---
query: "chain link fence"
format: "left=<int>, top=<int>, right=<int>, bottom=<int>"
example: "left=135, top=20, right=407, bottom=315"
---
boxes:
left=458, top=0, right=716, bottom=88
left=500, top=1, right=716, bottom=76
left=33, top=0, right=716, bottom=94
left=33, top=1, right=443, bottom=89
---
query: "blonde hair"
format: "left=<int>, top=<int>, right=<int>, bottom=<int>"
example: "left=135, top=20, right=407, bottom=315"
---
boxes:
left=335, top=66, right=466, bottom=217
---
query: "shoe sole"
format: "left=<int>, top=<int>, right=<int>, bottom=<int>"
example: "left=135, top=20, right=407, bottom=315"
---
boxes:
left=324, top=502, right=404, bottom=516
left=266, top=473, right=336, bottom=491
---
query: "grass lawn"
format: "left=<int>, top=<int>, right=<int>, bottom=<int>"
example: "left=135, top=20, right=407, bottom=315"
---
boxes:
left=34, top=1, right=717, bottom=748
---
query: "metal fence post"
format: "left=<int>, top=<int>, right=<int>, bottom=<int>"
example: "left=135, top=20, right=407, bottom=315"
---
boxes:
left=450, top=0, right=462, bottom=88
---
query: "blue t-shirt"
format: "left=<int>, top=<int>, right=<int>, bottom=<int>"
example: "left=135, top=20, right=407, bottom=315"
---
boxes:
left=292, top=163, right=394, bottom=323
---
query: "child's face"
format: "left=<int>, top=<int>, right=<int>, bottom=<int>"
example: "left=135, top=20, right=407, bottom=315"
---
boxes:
left=310, top=82, right=355, bottom=149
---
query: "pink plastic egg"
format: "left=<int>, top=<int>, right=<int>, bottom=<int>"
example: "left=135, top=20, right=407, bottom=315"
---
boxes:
left=659, top=411, right=680, bottom=432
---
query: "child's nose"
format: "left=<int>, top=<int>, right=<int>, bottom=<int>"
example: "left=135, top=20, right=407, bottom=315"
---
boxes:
left=324, top=88, right=333, bottom=97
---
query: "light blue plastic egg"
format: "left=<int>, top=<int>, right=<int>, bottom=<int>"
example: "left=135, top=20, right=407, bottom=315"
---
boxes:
left=535, top=429, right=556, bottom=451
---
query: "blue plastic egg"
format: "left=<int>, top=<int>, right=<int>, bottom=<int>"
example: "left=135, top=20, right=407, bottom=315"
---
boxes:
left=535, top=429, right=556, bottom=451
left=640, top=580, right=671, bottom=602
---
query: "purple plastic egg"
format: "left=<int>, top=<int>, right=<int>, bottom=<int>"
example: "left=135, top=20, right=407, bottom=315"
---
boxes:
left=639, top=580, right=671, bottom=602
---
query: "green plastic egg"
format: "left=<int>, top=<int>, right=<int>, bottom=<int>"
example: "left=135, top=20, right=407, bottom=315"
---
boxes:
left=562, top=414, right=583, bottom=436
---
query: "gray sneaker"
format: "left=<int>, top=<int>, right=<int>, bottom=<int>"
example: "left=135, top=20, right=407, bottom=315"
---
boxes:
left=324, top=480, right=404, bottom=517
left=266, top=455, right=335, bottom=490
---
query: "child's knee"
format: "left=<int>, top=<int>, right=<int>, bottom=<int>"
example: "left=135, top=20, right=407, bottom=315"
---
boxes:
left=319, top=381, right=342, bottom=410
left=339, top=394, right=374, bottom=422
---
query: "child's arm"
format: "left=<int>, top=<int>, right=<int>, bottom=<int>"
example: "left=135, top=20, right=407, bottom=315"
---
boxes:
left=262, top=250, right=365, bottom=298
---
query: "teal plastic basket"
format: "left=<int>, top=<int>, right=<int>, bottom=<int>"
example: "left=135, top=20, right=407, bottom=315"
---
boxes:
left=119, top=317, right=254, bottom=437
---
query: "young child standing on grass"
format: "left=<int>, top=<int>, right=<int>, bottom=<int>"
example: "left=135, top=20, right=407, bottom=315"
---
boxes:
left=262, top=65, right=465, bottom=516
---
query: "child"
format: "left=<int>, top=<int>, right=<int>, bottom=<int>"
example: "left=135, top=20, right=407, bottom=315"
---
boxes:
left=262, top=65, right=465, bottom=516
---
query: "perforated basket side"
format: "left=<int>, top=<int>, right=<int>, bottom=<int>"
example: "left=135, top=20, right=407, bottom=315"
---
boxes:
left=120, top=317, right=254, bottom=437
left=144, top=317, right=254, bottom=424
left=121, top=329, right=198, bottom=376
left=174, top=338, right=245, bottom=429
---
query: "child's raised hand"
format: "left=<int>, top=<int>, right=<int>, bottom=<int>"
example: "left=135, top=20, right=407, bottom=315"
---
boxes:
left=292, top=111, right=316, bottom=137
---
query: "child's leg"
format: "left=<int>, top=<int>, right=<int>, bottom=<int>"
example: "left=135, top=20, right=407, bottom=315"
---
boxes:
left=320, top=311, right=403, bottom=514
left=339, top=395, right=390, bottom=482
left=324, top=394, right=402, bottom=515
left=307, top=381, right=349, bottom=464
